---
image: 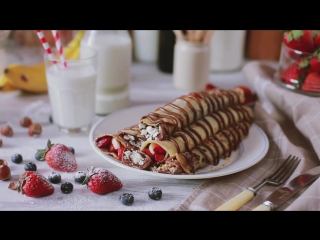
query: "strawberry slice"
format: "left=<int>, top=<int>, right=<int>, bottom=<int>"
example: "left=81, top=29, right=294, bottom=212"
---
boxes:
left=283, top=30, right=315, bottom=53
left=108, top=142, right=117, bottom=153
left=117, top=145, right=125, bottom=159
left=143, top=148, right=154, bottom=159
left=153, top=145, right=166, bottom=154
left=154, top=152, right=166, bottom=162
left=97, top=137, right=112, bottom=148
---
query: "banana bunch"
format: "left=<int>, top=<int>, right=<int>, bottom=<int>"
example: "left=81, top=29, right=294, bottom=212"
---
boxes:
left=0, top=30, right=85, bottom=94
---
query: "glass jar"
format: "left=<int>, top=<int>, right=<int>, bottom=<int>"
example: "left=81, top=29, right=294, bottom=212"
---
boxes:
left=80, top=30, right=132, bottom=115
left=173, top=39, right=210, bottom=91
left=274, top=43, right=320, bottom=97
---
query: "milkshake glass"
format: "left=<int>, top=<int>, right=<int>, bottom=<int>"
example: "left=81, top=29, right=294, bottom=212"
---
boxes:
left=44, top=46, right=98, bottom=134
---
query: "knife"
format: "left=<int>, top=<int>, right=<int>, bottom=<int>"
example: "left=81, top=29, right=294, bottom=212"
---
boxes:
left=252, top=166, right=320, bottom=211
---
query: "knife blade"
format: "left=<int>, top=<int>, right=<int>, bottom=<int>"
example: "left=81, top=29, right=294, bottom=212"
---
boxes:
left=252, top=166, right=320, bottom=211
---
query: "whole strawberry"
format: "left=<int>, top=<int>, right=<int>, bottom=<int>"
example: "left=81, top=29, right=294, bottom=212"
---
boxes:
left=37, top=139, right=78, bottom=172
left=301, top=72, right=320, bottom=92
left=8, top=171, right=54, bottom=198
left=280, top=62, right=309, bottom=87
left=82, top=166, right=123, bottom=195
left=314, top=33, right=320, bottom=48
left=283, top=30, right=315, bottom=53
left=309, top=52, right=320, bottom=73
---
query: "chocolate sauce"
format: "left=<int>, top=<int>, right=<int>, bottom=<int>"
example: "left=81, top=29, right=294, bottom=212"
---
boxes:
left=140, top=88, right=244, bottom=140
left=176, top=121, right=250, bottom=170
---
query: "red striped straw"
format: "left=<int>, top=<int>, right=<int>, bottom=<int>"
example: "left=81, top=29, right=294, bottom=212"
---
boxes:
left=35, top=30, right=57, bottom=65
left=52, top=30, right=67, bottom=68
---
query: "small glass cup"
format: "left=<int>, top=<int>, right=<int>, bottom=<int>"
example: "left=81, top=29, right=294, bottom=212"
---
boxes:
left=274, top=43, right=320, bottom=96
left=44, top=46, right=98, bottom=134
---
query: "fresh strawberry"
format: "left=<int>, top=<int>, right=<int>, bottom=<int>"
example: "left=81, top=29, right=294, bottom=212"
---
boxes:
left=8, top=171, right=54, bottom=198
left=108, top=142, right=117, bottom=153
left=154, top=152, right=166, bottom=162
left=309, top=53, right=320, bottom=73
left=96, top=136, right=112, bottom=148
left=280, top=62, right=309, bottom=87
left=82, top=166, right=122, bottom=195
left=283, top=30, right=315, bottom=53
left=314, top=33, right=320, bottom=48
left=205, top=83, right=217, bottom=90
left=153, top=144, right=166, bottom=154
left=301, top=72, right=320, bottom=92
left=143, top=148, right=154, bottom=159
left=117, top=145, right=125, bottom=159
left=37, top=139, right=78, bottom=172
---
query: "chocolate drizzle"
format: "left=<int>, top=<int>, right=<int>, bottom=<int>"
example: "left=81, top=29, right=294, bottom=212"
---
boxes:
left=152, top=121, right=252, bottom=174
left=161, top=105, right=253, bottom=156
left=140, top=88, right=244, bottom=140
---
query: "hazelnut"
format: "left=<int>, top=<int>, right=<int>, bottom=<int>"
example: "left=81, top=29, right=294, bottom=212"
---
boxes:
left=0, top=162, right=11, bottom=180
left=0, top=159, right=8, bottom=165
left=20, top=116, right=33, bottom=127
left=28, top=123, right=42, bottom=137
left=0, top=138, right=2, bottom=147
left=0, top=125, right=13, bottom=137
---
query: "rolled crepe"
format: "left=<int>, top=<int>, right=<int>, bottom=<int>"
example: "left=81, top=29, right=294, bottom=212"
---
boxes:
left=150, top=120, right=252, bottom=174
left=139, top=87, right=246, bottom=141
left=94, top=124, right=146, bottom=160
left=140, top=105, right=253, bottom=159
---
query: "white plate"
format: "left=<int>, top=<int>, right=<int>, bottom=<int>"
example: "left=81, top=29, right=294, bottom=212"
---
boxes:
left=89, top=103, right=269, bottom=179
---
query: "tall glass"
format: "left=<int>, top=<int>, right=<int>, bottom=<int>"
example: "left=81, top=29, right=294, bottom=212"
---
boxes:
left=44, top=46, right=98, bottom=134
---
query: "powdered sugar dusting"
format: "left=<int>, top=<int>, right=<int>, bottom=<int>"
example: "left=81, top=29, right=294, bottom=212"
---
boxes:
left=46, top=144, right=77, bottom=172
left=22, top=172, right=55, bottom=197
left=87, top=167, right=123, bottom=194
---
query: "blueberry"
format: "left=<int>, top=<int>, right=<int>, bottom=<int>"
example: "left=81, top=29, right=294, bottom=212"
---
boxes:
left=24, top=162, right=37, bottom=171
left=148, top=187, right=162, bottom=200
left=119, top=193, right=134, bottom=206
left=74, top=171, right=86, bottom=184
left=34, top=152, right=42, bottom=161
left=68, top=147, right=75, bottom=154
left=48, top=171, right=61, bottom=184
left=61, top=182, right=73, bottom=194
left=11, top=153, right=23, bottom=164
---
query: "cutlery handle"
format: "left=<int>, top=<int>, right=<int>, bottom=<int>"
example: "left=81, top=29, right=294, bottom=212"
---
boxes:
left=252, top=204, right=271, bottom=211
left=215, top=189, right=255, bottom=211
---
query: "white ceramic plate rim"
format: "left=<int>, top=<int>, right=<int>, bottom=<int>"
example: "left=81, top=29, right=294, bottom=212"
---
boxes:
left=89, top=103, right=269, bottom=179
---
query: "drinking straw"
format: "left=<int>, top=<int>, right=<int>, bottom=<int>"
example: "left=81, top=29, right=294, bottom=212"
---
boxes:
left=52, top=30, right=67, bottom=68
left=35, top=30, right=57, bottom=65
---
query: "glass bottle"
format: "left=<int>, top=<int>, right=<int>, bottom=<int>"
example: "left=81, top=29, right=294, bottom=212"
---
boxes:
left=80, top=30, right=132, bottom=115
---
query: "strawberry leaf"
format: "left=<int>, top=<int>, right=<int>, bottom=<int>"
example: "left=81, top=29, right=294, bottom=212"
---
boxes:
left=37, top=139, right=55, bottom=161
left=292, top=30, right=303, bottom=41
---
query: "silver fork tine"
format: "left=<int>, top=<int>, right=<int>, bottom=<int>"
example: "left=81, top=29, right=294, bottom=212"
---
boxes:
left=267, top=155, right=301, bottom=186
left=268, top=155, right=294, bottom=179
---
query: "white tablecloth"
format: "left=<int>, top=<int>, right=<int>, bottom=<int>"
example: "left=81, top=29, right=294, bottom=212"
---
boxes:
left=0, top=54, right=255, bottom=210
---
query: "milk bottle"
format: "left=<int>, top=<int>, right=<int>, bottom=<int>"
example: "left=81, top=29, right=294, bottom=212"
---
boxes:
left=81, top=30, right=132, bottom=115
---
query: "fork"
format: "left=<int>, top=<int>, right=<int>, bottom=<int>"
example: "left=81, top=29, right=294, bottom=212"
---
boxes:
left=214, top=155, right=301, bottom=211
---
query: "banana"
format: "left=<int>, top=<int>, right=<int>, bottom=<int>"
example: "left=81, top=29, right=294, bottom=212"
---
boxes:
left=0, top=30, right=85, bottom=93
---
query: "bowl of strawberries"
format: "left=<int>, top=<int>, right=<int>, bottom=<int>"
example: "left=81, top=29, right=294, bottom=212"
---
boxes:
left=274, top=30, right=320, bottom=97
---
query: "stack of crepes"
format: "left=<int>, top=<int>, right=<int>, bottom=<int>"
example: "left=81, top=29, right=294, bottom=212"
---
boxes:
left=94, top=86, right=255, bottom=175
